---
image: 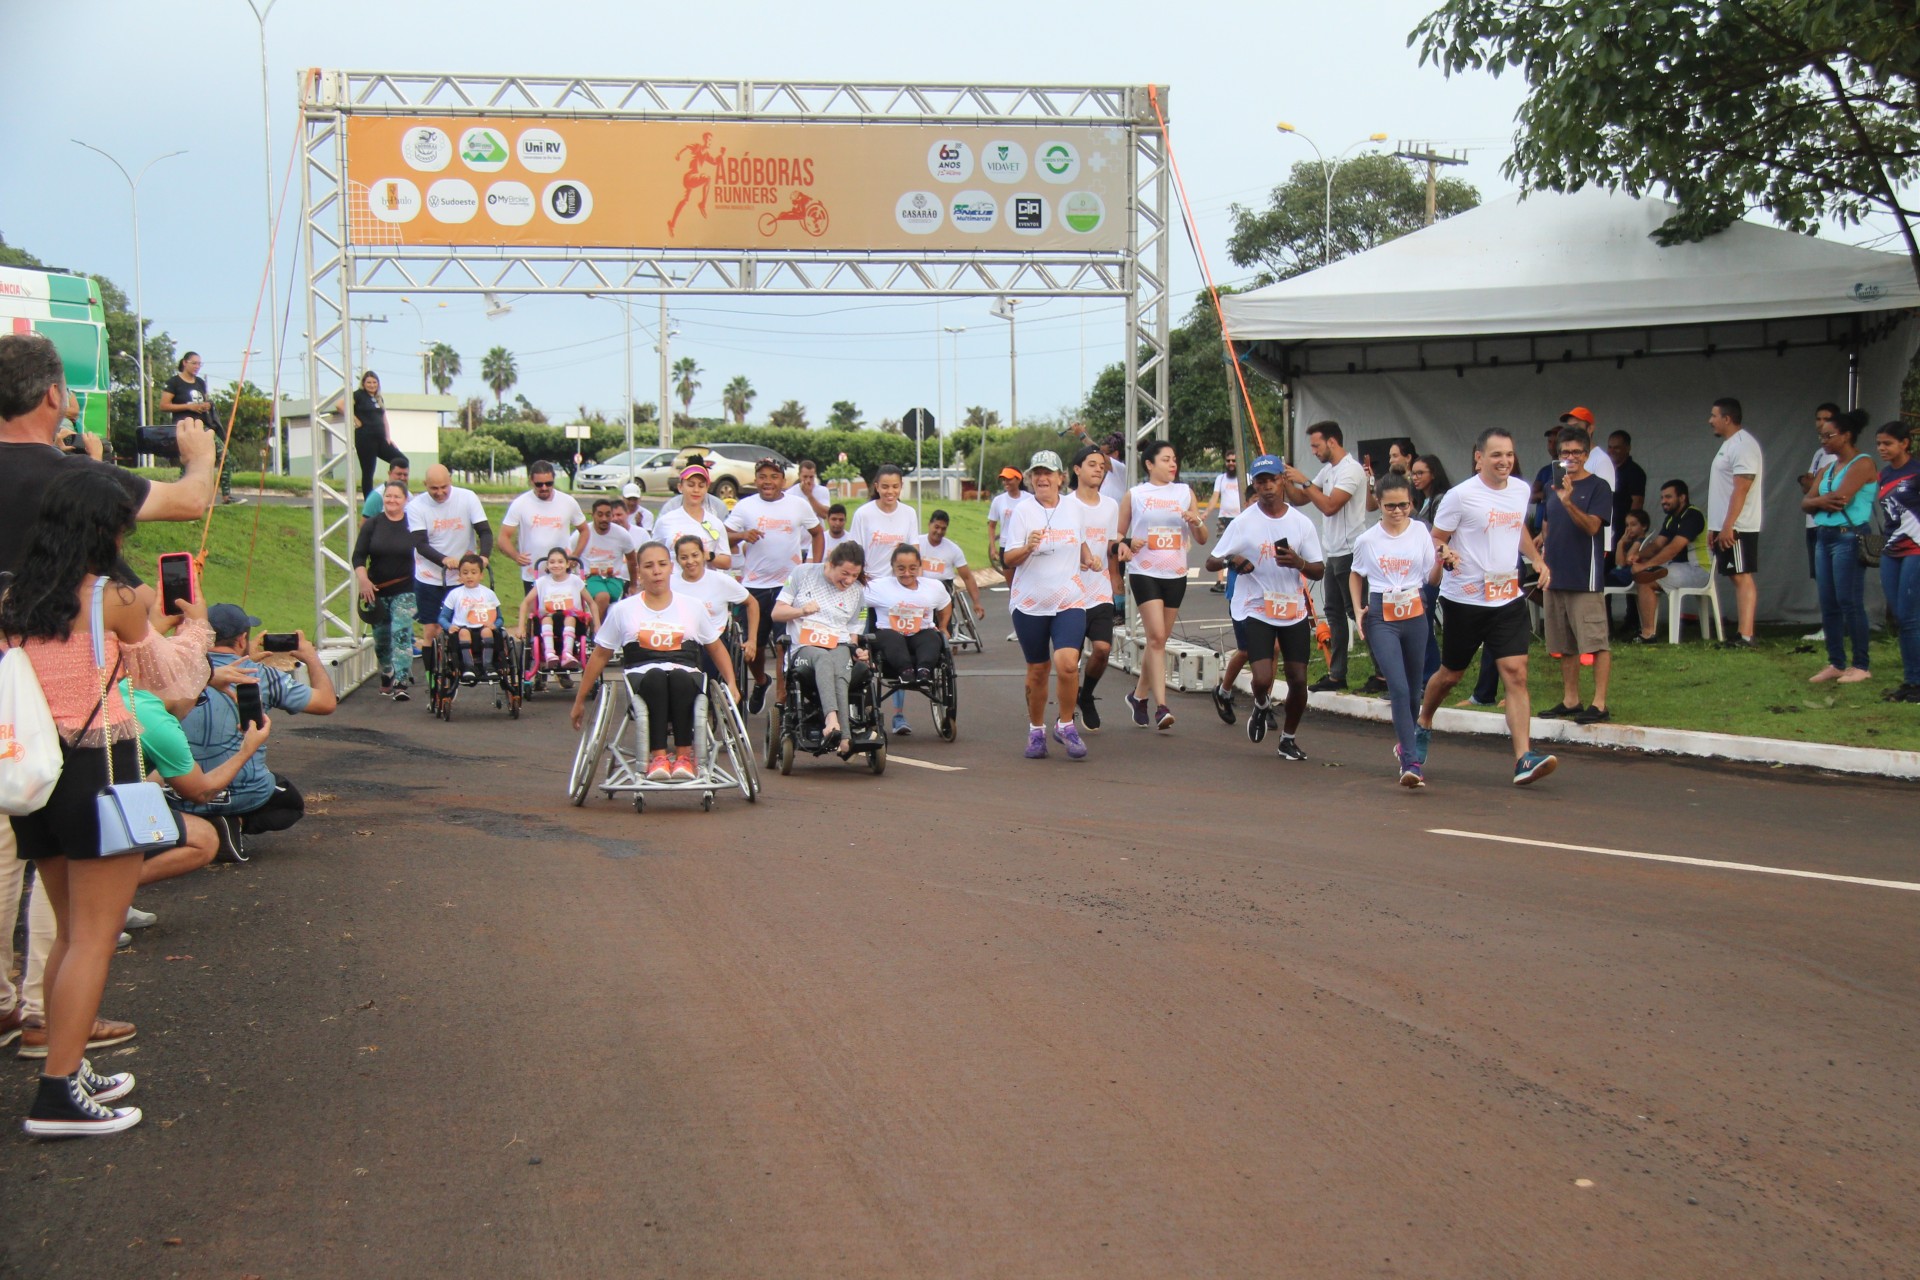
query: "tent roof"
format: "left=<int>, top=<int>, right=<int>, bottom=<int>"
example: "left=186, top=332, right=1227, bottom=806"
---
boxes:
left=1219, top=188, right=1919, bottom=346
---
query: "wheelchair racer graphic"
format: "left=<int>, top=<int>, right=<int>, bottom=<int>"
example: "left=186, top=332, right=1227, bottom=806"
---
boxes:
left=758, top=191, right=830, bottom=238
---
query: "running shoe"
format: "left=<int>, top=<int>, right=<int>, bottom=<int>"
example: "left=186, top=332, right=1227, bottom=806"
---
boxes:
left=1308, top=676, right=1346, bottom=693
left=670, top=747, right=698, bottom=780
left=1360, top=673, right=1389, bottom=695
left=1211, top=681, right=1237, bottom=724
left=1076, top=690, right=1102, bottom=732
left=1275, top=735, right=1307, bottom=762
left=22, top=1072, right=141, bottom=1139
left=1052, top=720, right=1089, bottom=760
left=645, top=750, right=672, bottom=782
left=892, top=713, right=912, bottom=736
left=1718, top=636, right=1758, bottom=650
left=748, top=677, right=770, bottom=715
left=563, top=654, right=582, bottom=671
left=1247, top=700, right=1272, bottom=744
left=1126, top=690, right=1150, bottom=727
left=78, top=1058, right=135, bottom=1105
left=1024, top=727, right=1049, bottom=759
left=1155, top=704, right=1175, bottom=731
left=459, top=671, right=478, bottom=687
left=1402, top=761, right=1426, bottom=789
left=391, top=687, right=411, bottom=703
left=124, top=906, right=156, bottom=930
left=1513, top=750, right=1558, bottom=785
left=557, top=672, right=572, bottom=690
left=1413, top=725, right=1431, bottom=766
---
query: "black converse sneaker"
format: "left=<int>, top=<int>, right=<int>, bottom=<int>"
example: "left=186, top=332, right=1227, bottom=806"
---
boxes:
left=23, top=1072, right=142, bottom=1137
left=79, top=1057, right=136, bottom=1104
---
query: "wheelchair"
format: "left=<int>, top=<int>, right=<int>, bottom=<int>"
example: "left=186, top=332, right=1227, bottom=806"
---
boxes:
left=866, top=625, right=958, bottom=743
left=947, top=587, right=985, bottom=654
left=569, top=660, right=760, bottom=812
left=523, top=608, right=595, bottom=695
left=775, top=642, right=888, bottom=775
left=426, top=627, right=525, bottom=720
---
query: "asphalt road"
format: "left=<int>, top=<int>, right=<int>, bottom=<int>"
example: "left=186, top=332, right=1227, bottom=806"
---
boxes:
left=5, top=595, right=1917, bottom=1278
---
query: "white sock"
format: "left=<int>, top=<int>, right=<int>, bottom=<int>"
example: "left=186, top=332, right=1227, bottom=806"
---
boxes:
left=1056, top=718, right=1074, bottom=733
left=1030, top=723, right=1045, bottom=732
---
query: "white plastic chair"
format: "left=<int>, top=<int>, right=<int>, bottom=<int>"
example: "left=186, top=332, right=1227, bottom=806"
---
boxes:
left=1662, top=557, right=1725, bottom=643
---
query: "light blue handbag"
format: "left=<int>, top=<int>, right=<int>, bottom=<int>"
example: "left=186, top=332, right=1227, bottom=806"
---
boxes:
left=86, top=578, right=180, bottom=857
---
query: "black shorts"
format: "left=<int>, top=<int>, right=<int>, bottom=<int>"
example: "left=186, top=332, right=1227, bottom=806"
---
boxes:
left=414, top=580, right=451, bottom=623
left=1715, top=531, right=1759, bottom=576
left=747, top=586, right=781, bottom=649
left=1083, top=602, right=1116, bottom=647
left=1242, top=616, right=1311, bottom=667
left=1440, top=597, right=1532, bottom=672
left=12, top=739, right=145, bottom=861
left=1129, top=573, right=1188, bottom=609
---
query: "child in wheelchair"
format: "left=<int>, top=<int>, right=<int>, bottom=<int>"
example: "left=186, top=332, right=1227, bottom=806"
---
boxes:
left=865, top=543, right=952, bottom=701
left=441, top=553, right=505, bottom=684
left=521, top=548, right=590, bottom=679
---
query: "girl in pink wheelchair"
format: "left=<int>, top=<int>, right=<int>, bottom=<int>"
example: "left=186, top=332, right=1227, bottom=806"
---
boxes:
left=520, top=548, right=591, bottom=681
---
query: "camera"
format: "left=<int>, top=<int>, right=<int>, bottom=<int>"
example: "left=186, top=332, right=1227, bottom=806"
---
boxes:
left=260, top=632, right=299, bottom=653
left=136, top=424, right=180, bottom=459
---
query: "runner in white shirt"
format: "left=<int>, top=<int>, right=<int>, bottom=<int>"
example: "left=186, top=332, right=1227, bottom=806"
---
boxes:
left=820, top=504, right=854, bottom=560
left=1066, top=445, right=1122, bottom=732
left=1282, top=422, right=1367, bottom=692
left=915, top=512, right=981, bottom=617
left=519, top=547, right=591, bottom=677
left=616, top=483, right=656, bottom=540
left=573, top=542, right=733, bottom=783
left=1097, top=433, right=1128, bottom=505
left=1205, top=455, right=1325, bottom=761
left=849, top=465, right=920, bottom=581
left=787, top=458, right=833, bottom=522
left=654, top=462, right=733, bottom=570
left=865, top=544, right=953, bottom=734
left=1417, top=427, right=1558, bottom=786
left=726, top=458, right=823, bottom=713
left=1202, top=452, right=1243, bottom=592
left=404, top=464, right=492, bottom=647
left=498, top=462, right=587, bottom=586
left=1347, top=471, right=1442, bottom=787
left=1118, top=440, right=1209, bottom=730
left=985, top=468, right=1026, bottom=573
left=572, top=497, right=639, bottom=621
left=672, top=533, right=756, bottom=665
left=1002, top=450, right=1099, bottom=761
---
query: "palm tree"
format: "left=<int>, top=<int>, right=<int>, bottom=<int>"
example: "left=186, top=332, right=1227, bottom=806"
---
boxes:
left=427, top=342, right=461, bottom=395
left=768, top=399, right=808, bottom=429
left=828, top=400, right=863, bottom=430
left=721, top=374, right=756, bottom=424
left=672, top=357, right=701, bottom=418
left=963, top=405, right=1001, bottom=430
left=481, top=346, right=517, bottom=407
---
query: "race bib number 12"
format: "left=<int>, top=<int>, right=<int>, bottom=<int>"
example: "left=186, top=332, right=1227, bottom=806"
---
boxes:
left=1261, top=592, right=1305, bottom=623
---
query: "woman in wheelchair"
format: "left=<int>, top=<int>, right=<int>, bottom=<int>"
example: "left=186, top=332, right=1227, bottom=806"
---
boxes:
left=865, top=542, right=951, bottom=696
left=770, top=541, right=868, bottom=758
left=571, top=541, right=737, bottom=782
left=520, top=548, right=590, bottom=674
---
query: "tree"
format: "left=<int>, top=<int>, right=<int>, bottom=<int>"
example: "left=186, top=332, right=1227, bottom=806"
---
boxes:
left=481, top=346, right=517, bottom=406
left=962, top=405, right=1001, bottom=431
left=461, top=395, right=485, bottom=431
left=721, top=374, right=756, bottom=424
left=1412, top=0, right=1920, bottom=290
left=768, top=398, right=808, bottom=429
left=427, top=342, right=461, bottom=395
left=210, top=379, right=274, bottom=462
left=631, top=400, right=659, bottom=427
left=1228, top=154, right=1479, bottom=283
left=878, top=416, right=902, bottom=435
left=827, top=400, right=864, bottom=430
left=672, top=357, right=701, bottom=417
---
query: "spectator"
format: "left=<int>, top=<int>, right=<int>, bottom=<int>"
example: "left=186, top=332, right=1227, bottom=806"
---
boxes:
left=499, top=460, right=587, bottom=589
left=1528, top=424, right=1560, bottom=534
left=1560, top=407, right=1617, bottom=495
left=1801, top=409, right=1876, bottom=683
left=1875, top=420, right=1920, bottom=703
left=159, top=352, right=238, bottom=506
left=353, top=371, right=407, bottom=500
left=1798, top=403, right=1842, bottom=580
left=405, top=464, right=492, bottom=650
left=1537, top=426, right=1614, bottom=723
left=1629, top=480, right=1710, bottom=642
left=353, top=480, right=419, bottom=699
left=1409, top=454, right=1452, bottom=685
left=1282, top=421, right=1365, bottom=692
left=985, top=467, right=1025, bottom=573
left=1098, top=433, right=1128, bottom=504
left=359, top=455, right=409, bottom=519
left=177, top=605, right=338, bottom=860
left=789, top=458, right=832, bottom=520
left=1609, top=508, right=1653, bottom=587
left=1204, top=450, right=1242, bottom=591
left=1363, top=438, right=1418, bottom=514
left=1604, top=429, right=1648, bottom=542
left=1707, top=396, right=1764, bottom=647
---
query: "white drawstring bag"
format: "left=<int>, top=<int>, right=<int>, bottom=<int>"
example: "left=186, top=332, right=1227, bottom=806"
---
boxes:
left=0, top=646, right=62, bottom=816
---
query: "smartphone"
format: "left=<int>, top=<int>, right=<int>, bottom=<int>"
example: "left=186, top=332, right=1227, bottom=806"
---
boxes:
left=260, top=632, right=299, bottom=653
left=234, top=681, right=265, bottom=731
left=158, top=553, right=198, bottom=615
left=1274, top=537, right=1291, bottom=556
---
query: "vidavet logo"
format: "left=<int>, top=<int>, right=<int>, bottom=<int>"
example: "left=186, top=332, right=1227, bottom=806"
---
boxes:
left=460, top=128, right=510, bottom=173
left=1061, top=191, right=1104, bottom=234
left=981, top=140, right=1027, bottom=184
left=517, top=128, right=567, bottom=174
left=485, top=181, right=535, bottom=226
left=927, top=140, right=972, bottom=184
left=368, top=178, right=422, bottom=224
left=895, top=191, right=944, bottom=235
left=949, top=190, right=998, bottom=234
left=402, top=126, right=452, bottom=173
left=543, top=180, right=593, bottom=224
left=1007, top=193, right=1048, bottom=235
left=1037, top=141, right=1080, bottom=184
left=426, top=178, right=480, bottom=224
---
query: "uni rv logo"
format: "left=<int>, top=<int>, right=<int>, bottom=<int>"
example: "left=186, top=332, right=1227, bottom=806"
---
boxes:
left=517, top=128, right=567, bottom=174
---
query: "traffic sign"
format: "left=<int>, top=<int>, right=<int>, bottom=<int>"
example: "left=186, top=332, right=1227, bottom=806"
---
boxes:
left=902, top=407, right=935, bottom=441
left=562, top=422, right=592, bottom=439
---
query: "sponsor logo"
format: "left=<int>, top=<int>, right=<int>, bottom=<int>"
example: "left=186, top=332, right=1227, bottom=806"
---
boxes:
left=402, top=126, right=452, bottom=173
left=1062, top=191, right=1104, bottom=234
left=895, top=191, right=944, bottom=235
left=368, top=177, right=422, bottom=224
left=1037, top=141, right=1080, bottom=184
left=1852, top=282, right=1887, bottom=302
left=460, top=128, right=510, bottom=172
left=517, top=128, right=567, bottom=173
left=426, top=178, right=480, bottom=224
left=949, top=190, right=998, bottom=234
left=981, top=140, right=1027, bottom=184
left=485, top=181, right=536, bottom=226
left=543, top=180, right=593, bottom=223
left=1008, top=193, right=1048, bottom=235
left=927, top=139, right=972, bottom=184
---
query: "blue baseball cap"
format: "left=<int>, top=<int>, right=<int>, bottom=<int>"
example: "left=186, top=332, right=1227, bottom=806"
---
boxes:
left=207, top=603, right=262, bottom=638
left=1248, top=454, right=1285, bottom=478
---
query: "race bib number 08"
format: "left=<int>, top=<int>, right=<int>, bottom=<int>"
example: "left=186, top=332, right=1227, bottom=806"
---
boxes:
left=798, top=623, right=840, bottom=650
left=1483, top=572, right=1520, bottom=604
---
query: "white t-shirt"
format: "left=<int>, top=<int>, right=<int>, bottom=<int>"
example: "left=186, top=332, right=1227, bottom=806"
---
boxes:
left=1214, top=472, right=1244, bottom=519
left=1212, top=504, right=1323, bottom=625
left=1001, top=494, right=1088, bottom=616
left=1709, top=429, right=1765, bottom=533
left=615, top=505, right=654, bottom=540
left=1433, top=473, right=1530, bottom=606
left=673, top=568, right=749, bottom=631
left=1351, top=521, right=1437, bottom=596
left=848, top=501, right=919, bottom=580
left=913, top=534, right=968, bottom=582
left=821, top=529, right=855, bottom=560
left=864, top=575, right=952, bottom=635
left=1070, top=491, right=1121, bottom=607
left=1126, top=481, right=1196, bottom=579
left=1098, top=464, right=1127, bottom=505
left=532, top=573, right=588, bottom=616
left=502, top=490, right=586, bottom=583
left=443, top=584, right=502, bottom=629
left=594, top=592, right=719, bottom=670
left=1804, top=444, right=1836, bottom=528
left=1312, top=454, right=1368, bottom=557
left=725, top=491, right=821, bottom=588
left=792, top=480, right=831, bottom=512
left=404, top=487, right=488, bottom=586
left=577, top=522, right=637, bottom=581
left=987, top=490, right=1025, bottom=537
left=775, top=563, right=867, bottom=649
left=654, top=501, right=729, bottom=562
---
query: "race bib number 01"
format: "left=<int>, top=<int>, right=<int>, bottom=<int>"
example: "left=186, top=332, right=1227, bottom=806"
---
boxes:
left=798, top=623, right=840, bottom=650
left=1261, top=592, right=1305, bottom=623
left=890, top=607, right=925, bottom=635
left=1146, top=528, right=1184, bottom=552
left=1483, top=572, right=1520, bottom=604
left=1382, top=588, right=1424, bottom=622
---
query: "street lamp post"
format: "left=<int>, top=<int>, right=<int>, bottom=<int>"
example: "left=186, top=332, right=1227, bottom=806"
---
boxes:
left=587, top=294, right=637, bottom=475
left=1274, top=124, right=1388, bottom=266
left=943, top=325, right=968, bottom=495
left=71, top=141, right=185, bottom=433
left=989, top=298, right=1017, bottom=434
left=243, top=0, right=285, bottom=475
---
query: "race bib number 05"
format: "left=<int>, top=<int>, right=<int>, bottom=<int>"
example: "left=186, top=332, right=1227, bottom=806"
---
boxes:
left=1483, top=572, right=1520, bottom=604
left=1382, top=588, right=1424, bottom=622
left=1261, top=592, right=1305, bottom=623
left=891, top=608, right=925, bottom=635
left=798, top=623, right=840, bottom=650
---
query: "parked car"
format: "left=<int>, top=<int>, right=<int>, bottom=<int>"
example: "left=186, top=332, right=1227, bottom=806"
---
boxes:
left=575, top=446, right=678, bottom=493
left=669, top=443, right=799, bottom=500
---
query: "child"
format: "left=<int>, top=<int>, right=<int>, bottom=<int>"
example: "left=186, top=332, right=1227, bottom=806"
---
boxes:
left=1608, top=507, right=1651, bottom=588
left=440, top=553, right=502, bottom=683
left=821, top=503, right=855, bottom=558
left=522, top=547, right=588, bottom=672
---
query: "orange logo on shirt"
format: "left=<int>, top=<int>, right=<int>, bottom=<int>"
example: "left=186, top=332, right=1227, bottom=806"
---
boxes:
left=1488, top=510, right=1524, bottom=531
left=431, top=516, right=465, bottom=535
left=1379, top=555, right=1413, bottom=576
left=758, top=517, right=794, bottom=534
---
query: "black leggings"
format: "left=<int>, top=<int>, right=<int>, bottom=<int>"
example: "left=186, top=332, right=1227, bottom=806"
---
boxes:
left=873, top=628, right=941, bottom=677
left=636, top=667, right=700, bottom=751
left=357, top=426, right=406, bottom=498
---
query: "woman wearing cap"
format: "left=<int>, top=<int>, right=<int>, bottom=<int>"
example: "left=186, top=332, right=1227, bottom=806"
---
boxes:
left=985, top=467, right=1026, bottom=574
left=1118, top=440, right=1208, bottom=730
left=1001, top=450, right=1099, bottom=760
left=654, top=463, right=732, bottom=571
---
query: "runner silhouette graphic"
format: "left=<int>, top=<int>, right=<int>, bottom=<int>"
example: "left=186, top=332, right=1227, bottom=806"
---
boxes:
left=668, top=133, right=726, bottom=236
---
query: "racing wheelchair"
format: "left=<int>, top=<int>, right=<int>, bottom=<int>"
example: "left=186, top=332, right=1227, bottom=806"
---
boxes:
left=569, top=658, right=760, bottom=812
left=946, top=587, right=985, bottom=654
left=774, top=641, right=888, bottom=775
left=426, top=626, right=525, bottom=720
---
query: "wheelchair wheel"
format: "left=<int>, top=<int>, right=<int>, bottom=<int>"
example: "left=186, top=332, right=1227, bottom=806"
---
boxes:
left=778, top=730, right=795, bottom=776
left=568, top=677, right=621, bottom=805
left=932, top=664, right=958, bottom=742
left=868, top=742, right=887, bottom=775
left=725, top=692, right=760, bottom=801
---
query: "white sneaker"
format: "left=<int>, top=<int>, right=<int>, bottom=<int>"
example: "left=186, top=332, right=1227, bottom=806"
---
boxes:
left=116, top=931, right=131, bottom=949
left=124, top=906, right=156, bottom=930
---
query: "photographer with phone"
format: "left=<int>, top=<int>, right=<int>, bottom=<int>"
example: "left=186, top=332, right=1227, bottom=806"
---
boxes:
left=176, top=604, right=337, bottom=860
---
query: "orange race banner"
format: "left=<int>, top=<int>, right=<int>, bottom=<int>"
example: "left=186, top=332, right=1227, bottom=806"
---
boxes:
left=343, top=116, right=1131, bottom=254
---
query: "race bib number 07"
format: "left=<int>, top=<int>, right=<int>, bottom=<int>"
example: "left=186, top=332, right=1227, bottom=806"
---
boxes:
left=1382, top=588, right=1423, bottom=622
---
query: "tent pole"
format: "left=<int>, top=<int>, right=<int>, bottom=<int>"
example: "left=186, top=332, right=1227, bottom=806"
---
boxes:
left=1846, top=317, right=1862, bottom=410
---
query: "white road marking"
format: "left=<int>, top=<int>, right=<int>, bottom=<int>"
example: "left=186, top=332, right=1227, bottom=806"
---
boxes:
left=1427, top=829, right=1920, bottom=894
left=887, top=754, right=966, bottom=772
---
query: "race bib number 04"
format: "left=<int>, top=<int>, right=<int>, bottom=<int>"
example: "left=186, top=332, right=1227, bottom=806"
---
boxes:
left=798, top=623, right=840, bottom=650
left=1261, top=592, right=1305, bottom=623
left=1382, top=588, right=1424, bottom=622
left=642, top=626, right=684, bottom=650
left=1483, top=572, right=1520, bottom=604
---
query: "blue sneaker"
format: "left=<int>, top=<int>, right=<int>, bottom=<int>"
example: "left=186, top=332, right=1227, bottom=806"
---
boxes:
left=1052, top=720, right=1089, bottom=760
left=891, top=713, right=912, bottom=736
left=1024, top=727, right=1049, bottom=759
left=1513, top=750, right=1558, bottom=785
left=1413, top=725, right=1431, bottom=766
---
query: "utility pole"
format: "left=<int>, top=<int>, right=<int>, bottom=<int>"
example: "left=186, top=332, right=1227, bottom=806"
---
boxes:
left=350, top=314, right=387, bottom=376
left=990, top=297, right=1017, bottom=432
left=1392, top=141, right=1469, bottom=225
left=657, top=292, right=671, bottom=449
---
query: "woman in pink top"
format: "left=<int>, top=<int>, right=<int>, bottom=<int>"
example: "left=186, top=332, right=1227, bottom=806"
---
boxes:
left=2, top=469, right=212, bottom=1138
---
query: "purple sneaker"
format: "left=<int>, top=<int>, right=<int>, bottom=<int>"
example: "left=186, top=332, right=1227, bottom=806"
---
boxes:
left=1024, top=727, right=1049, bottom=759
left=1125, top=690, right=1149, bottom=727
left=1052, top=721, right=1089, bottom=760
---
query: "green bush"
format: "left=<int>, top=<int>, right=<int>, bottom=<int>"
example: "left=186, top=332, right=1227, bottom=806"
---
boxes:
left=440, top=429, right=522, bottom=480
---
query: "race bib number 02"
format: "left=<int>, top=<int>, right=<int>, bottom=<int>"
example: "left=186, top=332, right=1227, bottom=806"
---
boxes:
left=1146, top=528, right=1183, bottom=552
left=798, top=623, right=840, bottom=650
left=1483, top=572, right=1520, bottom=604
left=1261, top=592, right=1305, bottom=623
left=1382, top=588, right=1424, bottom=622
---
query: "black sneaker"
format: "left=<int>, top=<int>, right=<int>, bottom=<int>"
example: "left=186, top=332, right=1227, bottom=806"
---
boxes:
left=1076, top=690, right=1102, bottom=733
left=1247, top=701, right=1274, bottom=744
left=748, top=677, right=770, bottom=715
left=1537, top=702, right=1584, bottom=720
left=1718, top=636, right=1758, bottom=651
left=210, top=815, right=249, bottom=864
left=390, top=686, right=411, bottom=703
left=1881, top=684, right=1915, bottom=703
left=1211, top=682, right=1236, bottom=724
left=23, top=1072, right=141, bottom=1138
left=1359, top=673, right=1389, bottom=695
left=1307, top=676, right=1346, bottom=693
left=1275, top=735, right=1308, bottom=762
left=1628, top=632, right=1659, bottom=645
left=78, top=1057, right=135, bottom=1105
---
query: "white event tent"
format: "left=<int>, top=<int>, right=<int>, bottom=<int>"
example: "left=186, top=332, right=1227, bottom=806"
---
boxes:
left=1220, top=189, right=1920, bottom=622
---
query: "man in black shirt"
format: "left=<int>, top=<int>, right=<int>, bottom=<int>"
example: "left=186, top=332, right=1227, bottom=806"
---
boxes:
left=1627, top=479, right=1709, bottom=643
left=1604, top=430, right=1649, bottom=540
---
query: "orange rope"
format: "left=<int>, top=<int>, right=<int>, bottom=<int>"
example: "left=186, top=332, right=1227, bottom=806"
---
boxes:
left=1146, top=84, right=1268, bottom=456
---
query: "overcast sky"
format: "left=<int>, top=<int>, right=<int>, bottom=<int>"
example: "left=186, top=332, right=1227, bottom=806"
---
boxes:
left=10, top=0, right=1540, bottom=433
